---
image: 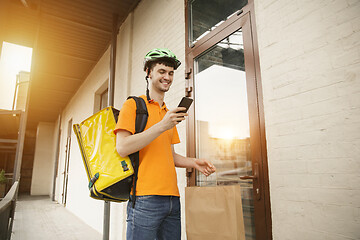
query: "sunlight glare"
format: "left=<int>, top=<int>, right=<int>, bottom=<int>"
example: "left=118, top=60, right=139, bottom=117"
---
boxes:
left=214, top=126, right=236, bottom=140
left=0, top=42, right=33, bottom=110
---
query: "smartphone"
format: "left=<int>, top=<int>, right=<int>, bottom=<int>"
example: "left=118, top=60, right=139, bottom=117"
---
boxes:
left=177, top=97, right=193, bottom=113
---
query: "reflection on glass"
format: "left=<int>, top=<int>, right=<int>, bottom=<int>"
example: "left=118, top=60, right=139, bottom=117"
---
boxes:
left=189, top=0, right=248, bottom=44
left=194, top=29, right=255, bottom=239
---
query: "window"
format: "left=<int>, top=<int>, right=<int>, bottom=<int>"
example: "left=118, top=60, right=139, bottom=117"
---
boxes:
left=94, top=80, right=108, bottom=113
left=100, top=89, right=108, bottom=110
left=189, top=0, right=248, bottom=45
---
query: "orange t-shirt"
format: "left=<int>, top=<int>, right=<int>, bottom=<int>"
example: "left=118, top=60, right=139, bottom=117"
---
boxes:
left=114, top=95, right=180, bottom=196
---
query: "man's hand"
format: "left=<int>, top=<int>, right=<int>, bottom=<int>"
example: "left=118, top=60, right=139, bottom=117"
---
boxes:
left=159, top=107, right=187, bottom=131
left=194, top=159, right=216, bottom=177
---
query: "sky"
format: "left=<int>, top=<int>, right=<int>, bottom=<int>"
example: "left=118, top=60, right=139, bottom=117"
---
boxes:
left=194, top=64, right=250, bottom=140
left=0, top=42, right=33, bottom=110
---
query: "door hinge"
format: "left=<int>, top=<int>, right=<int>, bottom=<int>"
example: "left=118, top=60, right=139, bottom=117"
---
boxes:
left=185, top=81, right=193, bottom=97
left=185, top=68, right=193, bottom=97
left=185, top=68, right=192, bottom=79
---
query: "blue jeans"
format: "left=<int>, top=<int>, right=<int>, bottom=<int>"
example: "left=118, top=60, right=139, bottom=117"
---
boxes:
left=126, top=195, right=181, bottom=240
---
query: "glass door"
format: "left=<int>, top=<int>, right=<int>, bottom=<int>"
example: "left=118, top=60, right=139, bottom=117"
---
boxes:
left=194, top=27, right=255, bottom=239
left=186, top=9, right=271, bottom=240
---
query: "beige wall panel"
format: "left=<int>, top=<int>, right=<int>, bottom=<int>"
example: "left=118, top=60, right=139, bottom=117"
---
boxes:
left=31, top=122, right=55, bottom=195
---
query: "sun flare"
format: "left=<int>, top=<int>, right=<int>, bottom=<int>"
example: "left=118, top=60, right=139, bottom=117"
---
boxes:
left=0, top=42, right=33, bottom=110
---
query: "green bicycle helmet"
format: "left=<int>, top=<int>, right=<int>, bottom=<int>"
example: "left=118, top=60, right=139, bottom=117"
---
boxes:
left=143, top=48, right=181, bottom=71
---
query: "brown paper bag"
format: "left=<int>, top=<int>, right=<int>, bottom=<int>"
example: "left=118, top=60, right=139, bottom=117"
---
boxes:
left=185, top=184, right=245, bottom=240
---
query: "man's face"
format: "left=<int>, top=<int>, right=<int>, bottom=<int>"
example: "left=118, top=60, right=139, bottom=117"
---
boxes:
left=148, top=63, right=174, bottom=93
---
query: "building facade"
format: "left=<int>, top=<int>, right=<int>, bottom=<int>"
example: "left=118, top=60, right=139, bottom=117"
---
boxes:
left=28, top=0, right=360, bottom=239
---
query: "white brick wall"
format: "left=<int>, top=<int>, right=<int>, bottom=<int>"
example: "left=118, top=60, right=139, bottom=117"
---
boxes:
left=124, top=1, right=188, bottom=238
left=255, top=0, right=360, bottom=239
left=58, top=0, right=187, bottom=239
left=130, top=0, right=185, bottom=102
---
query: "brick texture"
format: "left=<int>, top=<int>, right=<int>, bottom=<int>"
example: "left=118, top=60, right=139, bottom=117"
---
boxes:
left=113, top=0, right=187, bottom=239
left=255, top=0, right=360, bottom=239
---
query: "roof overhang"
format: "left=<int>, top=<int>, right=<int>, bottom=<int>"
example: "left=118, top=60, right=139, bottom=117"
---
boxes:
left=0, top=0, right=141, bottom=129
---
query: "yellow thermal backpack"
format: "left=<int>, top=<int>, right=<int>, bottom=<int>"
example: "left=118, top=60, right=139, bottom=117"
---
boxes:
left=73, top=96, right=148, bottom=203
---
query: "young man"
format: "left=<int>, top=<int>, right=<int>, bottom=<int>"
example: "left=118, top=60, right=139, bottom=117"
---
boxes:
left=114, top=48, right=216, bottom=240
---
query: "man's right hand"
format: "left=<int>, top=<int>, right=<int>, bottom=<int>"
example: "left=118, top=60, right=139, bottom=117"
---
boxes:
left=159, top=107, right=187, bottom=131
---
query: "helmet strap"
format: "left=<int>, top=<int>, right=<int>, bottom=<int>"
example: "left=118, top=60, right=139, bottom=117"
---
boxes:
left=145, top=76, right=151, bottom=102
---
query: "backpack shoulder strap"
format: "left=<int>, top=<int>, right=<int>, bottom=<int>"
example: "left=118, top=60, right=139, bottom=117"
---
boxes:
left=127, top=96, right=148, bottom=208
left=127, top=96, right=148, bottom=133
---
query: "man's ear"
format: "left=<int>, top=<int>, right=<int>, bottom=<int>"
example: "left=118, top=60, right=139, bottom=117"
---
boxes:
left=146, top=68, right=151, bottom=78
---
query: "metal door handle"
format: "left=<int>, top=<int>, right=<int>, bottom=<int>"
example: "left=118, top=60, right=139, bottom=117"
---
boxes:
left=239, top=175, right=256, bottom=180
left=239, top=163, right=261, bottom=200
left=239, top=163, right=258, bottom=180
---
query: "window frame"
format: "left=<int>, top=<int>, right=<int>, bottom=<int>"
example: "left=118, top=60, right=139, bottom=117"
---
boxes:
left=93, top=80, right=108, bottom=113
left=99, top=89, right=108, bottom=110
left=187, top=0, right=250, bottom=47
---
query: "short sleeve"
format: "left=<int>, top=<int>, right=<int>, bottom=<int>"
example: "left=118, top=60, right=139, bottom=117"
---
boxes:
left=171, top=126, right=180, bottom=144
left=114, top=98, right=136, bottom=135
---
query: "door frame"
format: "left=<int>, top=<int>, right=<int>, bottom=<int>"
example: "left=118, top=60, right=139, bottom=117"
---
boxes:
left=52, top=114, right=62, bottom=201
left=62, top=118, right=72, bottom=205
left=184, top=1, right=272, bottom=239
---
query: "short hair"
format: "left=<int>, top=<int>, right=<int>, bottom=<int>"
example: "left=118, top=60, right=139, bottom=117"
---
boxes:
left=145, top=57, right=176, bottom=73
